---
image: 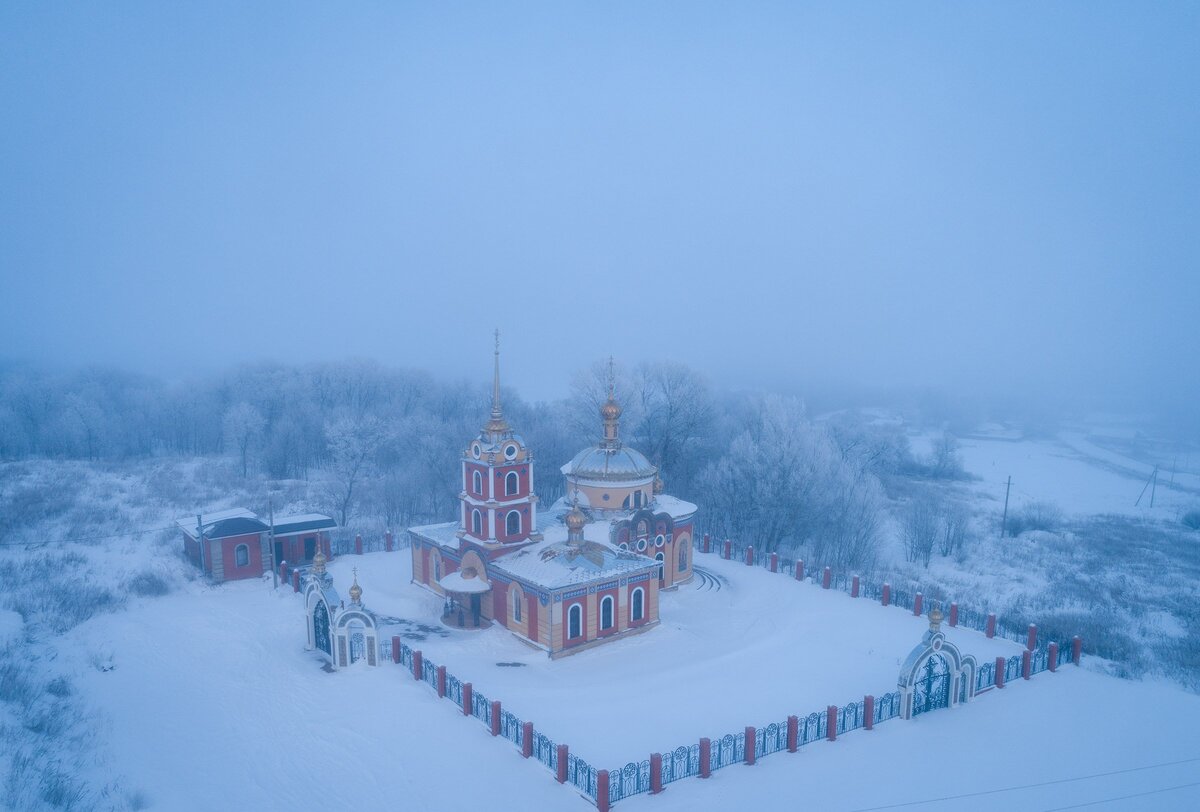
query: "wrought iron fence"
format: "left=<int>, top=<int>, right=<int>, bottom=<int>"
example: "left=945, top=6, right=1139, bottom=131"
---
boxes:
left=837, top=701, right=865, bottom=734
left=710, top=733, right=737, bottom=771
left=566, top=754, right=597, bottom=799
left=976, top=660, right=996, bottom=691
left=660, top=744, right=702, bottom=785
left=379, top=638, right=392, bottom=662
left=800, top=711, right=825, bottom=744
left=422, top=656, right=438, bottom=688
left=446, top=674, right=463, bottom=704
left=758, top=721, right=788, bottom=757
left=1004, top=654, right=1022, bottom=683
left=609, top=760, right=652, bottom=803
left=471, top=688, right=492, bottom=725
left=533, top=731, right=557, bottom=770
left=500, top=709, right=523, bottom=747
left=873, top=691, right=901, bottom=724
left=398, top=642, right=414, bottom=669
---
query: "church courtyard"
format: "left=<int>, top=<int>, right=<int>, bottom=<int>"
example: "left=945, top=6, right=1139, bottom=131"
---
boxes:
left=327, top=548, right=1024, bottom=764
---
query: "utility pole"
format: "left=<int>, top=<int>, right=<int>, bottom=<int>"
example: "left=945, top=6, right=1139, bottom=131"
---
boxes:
left=268, top=498, right=278, bottom=589
left=1001, top=476, right=1012, bottom=538
left=1150, top=466, right=1159, bottom=508
left=1135, top=465, right=1158, bottom=507
left=196, top=514, right=205, bottom=575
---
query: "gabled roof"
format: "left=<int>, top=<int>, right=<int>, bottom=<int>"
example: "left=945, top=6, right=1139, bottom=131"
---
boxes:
left=272, top=513, right=337, bottom=536
left=177, top=509, right=268, bottom=540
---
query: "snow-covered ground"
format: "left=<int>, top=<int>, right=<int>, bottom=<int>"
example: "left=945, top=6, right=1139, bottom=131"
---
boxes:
left=911, top=421, right=1199, bottom=519
left=53, top=548, right=1200, bottom=811
left=326, top=551, right=1022, bottom=765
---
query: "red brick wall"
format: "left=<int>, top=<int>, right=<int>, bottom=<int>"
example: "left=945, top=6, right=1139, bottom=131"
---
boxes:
left=218, top=533, right=265, bottom=581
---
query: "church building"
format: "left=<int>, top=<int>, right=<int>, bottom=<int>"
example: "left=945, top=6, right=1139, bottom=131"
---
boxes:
left=409, top=338, right=697, bottom=657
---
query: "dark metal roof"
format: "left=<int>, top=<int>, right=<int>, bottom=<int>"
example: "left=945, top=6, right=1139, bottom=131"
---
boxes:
left=205, top=517, right=269, bottom=539
left=272, top=515, right=337, bottom=536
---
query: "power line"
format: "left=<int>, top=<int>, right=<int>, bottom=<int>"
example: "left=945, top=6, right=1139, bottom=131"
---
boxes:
left=0, top=524, right=177, bottom=548
left=1043, top=781, right=1200, bottom=810
left=850, top=757, right=1200, bottom=811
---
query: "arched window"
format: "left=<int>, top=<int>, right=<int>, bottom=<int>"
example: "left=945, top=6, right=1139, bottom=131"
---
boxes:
left=631, top=588, right=644, bottom=622
left=655, top=552, right=665, bottom=580
left=633, top=491, right=643, bottom=508
left=637, top=520, right=648, bottom=537
left=600, top=595, right=614, bottom=630
left=472, top=510, right=482, bottom=535
left=505, top=471, right=519, bottom=496
left=678, top=542, right=688, bottom=571
left=472, top=470, right=482, bottom=494
left=434, top=556, right=441, bottom=581
left=506, top=510, right=521, bottom=536
left=235, top=544, right=249, bottom=567
left=512, top=589, right=522, bottom=623
left=568, top=603, right=583, bottom=639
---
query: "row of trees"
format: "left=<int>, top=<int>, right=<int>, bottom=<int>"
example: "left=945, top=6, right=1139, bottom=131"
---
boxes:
left=0, top=358, right=959, bottom=573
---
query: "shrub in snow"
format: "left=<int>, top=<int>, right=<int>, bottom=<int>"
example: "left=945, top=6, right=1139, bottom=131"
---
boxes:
left=1182, top=510, right=1200, bottom=531
left=1007, top=500, right=1063, bottom=536
left=126, top=571, right=171, bottom=598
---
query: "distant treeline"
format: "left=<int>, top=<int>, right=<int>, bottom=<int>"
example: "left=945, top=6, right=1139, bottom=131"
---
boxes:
left=0, top=359, right=961, bottom=571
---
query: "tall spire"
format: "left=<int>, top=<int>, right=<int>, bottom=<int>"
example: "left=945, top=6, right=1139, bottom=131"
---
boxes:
left=485, top=328, right=509, bottom=433
left=600, top=356, right=622, bottom=448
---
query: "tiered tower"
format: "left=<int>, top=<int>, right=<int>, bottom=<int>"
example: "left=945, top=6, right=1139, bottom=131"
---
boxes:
left=458, top=330, right=540, bottom=545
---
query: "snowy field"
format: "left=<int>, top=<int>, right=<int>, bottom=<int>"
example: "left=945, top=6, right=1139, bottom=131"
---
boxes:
left=328, top=551, right=1022, bottom=764
left=911, top=422, right=1199, bottom=520
left=48, top=550, right=1200, bottom=811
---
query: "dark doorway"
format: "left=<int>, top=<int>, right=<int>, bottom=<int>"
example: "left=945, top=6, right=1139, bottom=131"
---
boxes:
left=304, top=536, right=316, bottom=560
left=470, top=593, right=482, bottom=627
left=274, top=541, right=284, bottom=566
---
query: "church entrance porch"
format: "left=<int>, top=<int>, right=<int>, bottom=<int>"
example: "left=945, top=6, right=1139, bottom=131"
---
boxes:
left=438, top=566, right=492, bottom=630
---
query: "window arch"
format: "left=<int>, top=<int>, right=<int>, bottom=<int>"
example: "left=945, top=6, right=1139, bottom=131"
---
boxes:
left=600, top=595, right=614, bottom=631
left=512, top=588, right=522, bottom=623
left=636, top=520, right=648, bottom=537
left=235, top=544, right=249, bottom=567
left=472, top=470, right=482, bottom=495
left=568, top=603, right=583, bottom=639
left=631, top=588, right=644, bottom=622
left=505, top=470, right=519, bottom=496
left=678, top=542, right=688, bottom=572
left=506, top=510, right=521, bottom=536
left=655, top=552, right=665, bottom=580
left=472, top=509, right=482, bottom=536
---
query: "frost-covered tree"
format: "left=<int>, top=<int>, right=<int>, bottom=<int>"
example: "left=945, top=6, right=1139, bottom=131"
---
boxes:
left=324, top=415, right=390, bottom=525
left=902, top=495, right=939, bottom=567
left=223, top=402, right=266, bottom=478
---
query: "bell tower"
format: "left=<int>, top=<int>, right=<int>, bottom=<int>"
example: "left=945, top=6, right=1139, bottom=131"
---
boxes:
left=458, top=330, right=541, bottom=545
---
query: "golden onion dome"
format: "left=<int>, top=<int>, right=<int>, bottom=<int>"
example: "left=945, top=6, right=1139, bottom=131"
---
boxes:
left=600, top=397, right=622, bottom=421
left=928, top=605, right=944, bottom=632
left=565, top=505, right=587, bottom=532
left=311, top=547, right=327, bottom=575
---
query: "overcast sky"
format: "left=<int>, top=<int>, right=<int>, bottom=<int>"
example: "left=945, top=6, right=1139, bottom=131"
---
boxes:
left=1, top=3, right=1197, bottom=417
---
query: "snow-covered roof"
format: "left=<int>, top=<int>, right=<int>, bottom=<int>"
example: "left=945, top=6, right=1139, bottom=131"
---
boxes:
left=439, top=571, right=492, bottom=594
left=490, top=518, right=654, bottom=589
left=562, top=445, right=656, bottom=483
left=272, top=513, right=337, bottom=536
left=408, top=521, right=463, bottom=547
left=651, top=494, right=699, bottom=520
left=177, top=509, right=268, bottom=540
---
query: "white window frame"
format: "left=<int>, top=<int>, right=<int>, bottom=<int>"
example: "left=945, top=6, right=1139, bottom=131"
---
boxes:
left=235, top=544, right=249, bottom=567
left=568, top=603, right=583, bottom=639
left=472, top=509, right=482, bottom=535
left=512, top=589, right=522, bottom=622
left=631, top=587, right=644, bottom=622
left=505, top=470, right=519, bottom=496
left=506, top=510, right=521, bottom=536
left=473, top=470, right=482, bottom=494
left=600, top=595, right=614, bottom=630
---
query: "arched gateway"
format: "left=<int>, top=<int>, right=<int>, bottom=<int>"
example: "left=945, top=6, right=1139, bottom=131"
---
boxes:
left=898, top=606, right=977, bottom=720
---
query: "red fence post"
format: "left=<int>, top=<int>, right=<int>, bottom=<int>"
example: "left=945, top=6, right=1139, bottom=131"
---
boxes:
left=1072, top=635, right=1082, bottom=665
left=822, top=567, right=831, bottom=589
left=949, top=602, right=959, bottom=627
left=1048, top=642, right=1059, bottom=672
left=995, top=656, right=1006, bottom=689
left=986, top=613, right=997, bottom=639
left=851, top=575, right=860, bottom=598
left=1022, top=649, right=1031, bottom=680
left=699, top=738, right=712, bottom=778
left=703, top=533, right=710, bottom=553
left=723, top=539, right=732, bottom=560
left=292, top=571, right=300, bottom=592
left=412, top=650, right=422, bottom=680
left=280, top=561, right=288, bottom=583
left=770, top=552, right=778, bottom=573
left=913, top=593, right=923, bottom=616
left=786, top=715, right=798, bottom=752
left=826, top=706, right=837, bottom=741
left=385, top=531, right=394, bottom=552
left=462, top=682, right=472, bottom=716
left=650, top=752, right=663, bottom=793
left=745, top=545, right=754, bottom=566
left=745, top=726, right=756, bottom=765
left=864, top=695, right=875, bottom=731
left=521, top=722, right=533, bottom=758
left=597, top=770, right=610, bottom=812
left=556, top=744, right=568, bottom=783
left=355, top=533, right=363, bottom=555
left=795, top=560, right=805, bottom=581
left=437, top=664, right=446, bottom=697
left=1027, top=624, right=1038, bottom=651
left=391, top=635, right=401, bottom=664
left=882, top=583, right=891, bottom=606
left=491, top=701, right=501, bottom=736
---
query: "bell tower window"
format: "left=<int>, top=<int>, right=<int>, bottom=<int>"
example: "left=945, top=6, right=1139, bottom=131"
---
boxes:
left=505, top=471, right=519, bottom=496
left=472, top=510, right=482, bottom=536
left=472, top=470, right=482, bottom=495
left=506, top=510, right=521, bottom=536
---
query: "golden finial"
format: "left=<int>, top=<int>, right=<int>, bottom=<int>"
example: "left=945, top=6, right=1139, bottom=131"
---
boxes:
left=485, top=328, right=510, bottom=433
left=928, top=605, right=944, bottom=632
left=600, top=357, right=622, bottom=425
left=312, top=545, right=327, bottom=575
left=349, top=567, right=362, bottom=604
